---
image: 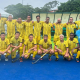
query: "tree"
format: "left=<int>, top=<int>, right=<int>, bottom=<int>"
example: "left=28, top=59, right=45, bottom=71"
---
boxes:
left=57, top=0, right=80, bottom=12
left=5, top=3, right=34, bottom=19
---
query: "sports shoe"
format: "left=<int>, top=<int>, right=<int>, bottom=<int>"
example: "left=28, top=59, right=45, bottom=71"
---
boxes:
left=55, top=58, right=59, bottom=61
left=5, top=57, right=8, bottom=61
left=76, top=58, right=79, bottom=62
left=48, top=56, right=51, bottom=61
left=20, top=58, right=23, bottom=62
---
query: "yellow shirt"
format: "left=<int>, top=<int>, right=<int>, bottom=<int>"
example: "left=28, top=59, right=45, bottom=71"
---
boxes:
left=24, top=39, right=36, bottom=50
left=43, top=22, right=53, bottom=36
left=6, top=20, right=16, bottom=36
left=16, top=22, right=25, bottom=37
left=39, top=39, right=52, bottom=49
left=10, top=37, right=22, bottom=46
left=53, top=23, right=64, bottom=36
left=75, top=20, right=80, bottom=29
left=67, top=38, right=78, bottom=51
left=0, top=38, right=10, bottom=50
left=0, top=18, right=7, bottom=33
left=24, top=21, right=34, bottom=36
left=64, top=23, right=77, bottom=37
left=34, top=21, right=43, bottom=36
left=56, top=40, right=68, bottom=52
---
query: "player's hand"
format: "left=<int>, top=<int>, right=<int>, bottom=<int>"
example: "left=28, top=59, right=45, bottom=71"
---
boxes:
left=1, top=52, right=4, bottom=55
left=15, top=46, right=18, bottom=49
left=22, top=54, right=24, bottom=57
left=28, top=49, right=31, bottom=53
left=32, top=20, right=34, bottom=23
left=71, top=49, right=74, bottom=54
left=12, top=48, right=16, bottom=52
left=59, top=49, right=62, bottom=53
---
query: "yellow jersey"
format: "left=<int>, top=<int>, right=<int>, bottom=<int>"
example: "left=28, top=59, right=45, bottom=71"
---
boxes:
left=56, top=40, right=68, bottom=52
left=42, top=22, right=53, bottom=36
left=10, top=37, right=22, bottom=46
left=53, top=23, right=64, bottom=36
left=64, top=23, right=77, bottom=37
left=75, top=20, right=80, bottom=30
left=24, top=21, right=34, bottom=36
left=24, top=39, right=36, bottom=50
left=0, top=18, right=7, bottom=33
left=16, top=22, right=25, bottom=38
left=34, top=21, right=43, bottom=36
left=6, top=20, right=16, bottom=36
left=0, top=38, right=10, bottom=50
left=67, top=38, right=78, bottom=51
left=39, top=39, right=52, bottom=49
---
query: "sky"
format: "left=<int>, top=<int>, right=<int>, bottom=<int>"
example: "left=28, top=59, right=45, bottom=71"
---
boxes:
left=0, top=0, right=68, bottom=10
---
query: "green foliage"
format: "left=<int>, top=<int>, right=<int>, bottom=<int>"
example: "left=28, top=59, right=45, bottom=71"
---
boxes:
left=5, top=1, right=58, bottom=19
left=57, top=0, right=80, bottom=12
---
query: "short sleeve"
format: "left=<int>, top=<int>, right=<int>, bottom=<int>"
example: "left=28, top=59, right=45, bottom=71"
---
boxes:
left=48, top=39, right=52, bottom=45
left=24, top=40, right=28, bottom=46
left=20, top=37, right=22, bottom=43
left=74, top=24, right=77, bottom=29
left=6, top=39, right=10, bottom=46
left=53, top=23, right=56, bottom=26
left=75, top=38, right=79, bottom=44
left=39, top=40, right=43, bottom=45
left=10, top=38, right=13, bottom=44
left=65, top=41, right=68, bottom=48
left=51, top=23, right=53, bottom=27
left=34, top=39, right=37, bottom=45
left=63, top=23, right=67, bottom=27
left=75, top=21, right=78, bottom=24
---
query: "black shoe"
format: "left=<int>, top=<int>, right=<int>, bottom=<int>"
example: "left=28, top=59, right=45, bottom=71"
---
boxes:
left=48, top=56, right=51, bottom=61
left=55, top=58, right=59, bottom=61
left=76, top=58, right=79, bottom=62
left=63, top=57, right=66, bottom=60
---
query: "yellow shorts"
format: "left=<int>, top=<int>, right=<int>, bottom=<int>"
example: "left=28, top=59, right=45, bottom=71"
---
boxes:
left=53, top=35, right=59, bottom=44
left=59, top=51, right=66, bottom=56
left=34, top=36, right=40, bottom=43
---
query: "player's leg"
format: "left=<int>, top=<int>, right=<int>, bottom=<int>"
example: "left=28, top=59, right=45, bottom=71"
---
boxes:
left=48, top=49, right=54, bottom=61
left=33, top=49, right=37, bottom=60
left=24, top=50, right=31, bottom=59
left=11, top=48, right=17, bottom=59
left=38, top=49, right=43, bottom=60
left=54, top=49, right=59, bottom=61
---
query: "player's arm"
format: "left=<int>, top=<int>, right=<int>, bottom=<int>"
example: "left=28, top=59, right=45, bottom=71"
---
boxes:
left=47, top=44, right=52, bottom=50
left=55, top=45, right=60, bottom=51
left=3, top=45, right=10, bottom=53
left=10, top=44, right=17, bottom=48
left=40, top=45, right=46, bottom=51
left=23, top=45, right=26, bottom=55
left=17, top=43, right=22, bottom=49
left=52, top=23, right=55, bottom=31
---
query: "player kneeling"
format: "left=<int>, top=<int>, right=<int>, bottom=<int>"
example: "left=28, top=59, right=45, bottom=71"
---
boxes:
left=67, top=33, right=79, bottom=62
left=22, top=34, right=37, bottom=61
left=0, top=32, right=11, bottom=61
left=10, top=32, right=23, bottom=62
left=55, top=34, right=69, bottom=61
left=38, top=35, right=54, bottom=61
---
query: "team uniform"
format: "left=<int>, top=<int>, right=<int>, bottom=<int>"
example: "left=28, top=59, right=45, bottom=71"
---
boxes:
left=42, top=22, right=53, bottom=40
left=10, top=37, right=23, bottom=59
left=39, top=39, right=52, bottom=52
left=33, top=21, right=43, bottom=50
left=24, top=39, right=37, bottom=59
left=0, top=38, right=10, bottom=57
left=16, top=21, right=25, bottom=39
left=6, top=20, right=16, bottom=41
left=24, top=21, right=34, bottom=40
left=64, top=23, right=77, bottom=39
left=53, top=23, right=64, bottom=44
left=55, top=40, right=68, bottom=59
left=67, top=38, right=78, bottom=58
left=0, top=18, right=7, bottom=34
left=75, top=20, right=80, bottom=30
